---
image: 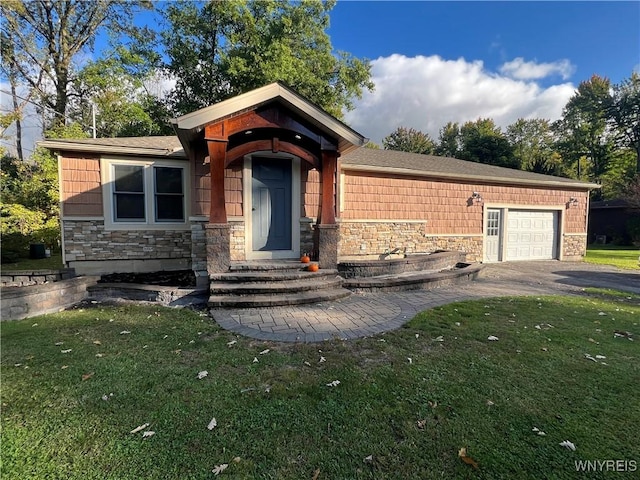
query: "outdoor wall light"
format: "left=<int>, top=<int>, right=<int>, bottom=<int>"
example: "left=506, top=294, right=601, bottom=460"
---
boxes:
left=245, top=130, right=253, bottom=135
left=471, top=191, right=483, bottom=204
left=294, top=134, right=302, bottom=140
left=567, top=197, right=579, bottom=208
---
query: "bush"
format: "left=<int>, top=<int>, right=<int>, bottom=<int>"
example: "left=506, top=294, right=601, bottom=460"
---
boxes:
left=0, top=204, right=61, bottom=261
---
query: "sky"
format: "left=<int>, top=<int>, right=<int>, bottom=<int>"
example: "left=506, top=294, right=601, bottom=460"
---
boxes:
left=2, top=1, right=639, bottom=155
left=327, top=1, right=640, bottom=144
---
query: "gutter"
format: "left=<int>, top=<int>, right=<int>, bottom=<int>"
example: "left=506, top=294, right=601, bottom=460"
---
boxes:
left=38, top=140, right=186, bottom=158
left=341, top=163, right=601, bottom=190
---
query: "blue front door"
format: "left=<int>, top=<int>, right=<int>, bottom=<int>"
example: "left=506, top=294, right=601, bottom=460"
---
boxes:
left=252, top=158, right=292, bottom=251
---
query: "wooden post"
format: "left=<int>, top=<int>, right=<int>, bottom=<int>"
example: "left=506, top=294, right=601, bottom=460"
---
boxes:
left=207, top=140, right=228, bottom=224
left=320, top=150, right=337, bottom=225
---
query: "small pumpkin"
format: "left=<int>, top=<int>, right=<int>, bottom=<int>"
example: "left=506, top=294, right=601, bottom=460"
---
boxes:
left=300, top=253, right=311, bottom=263
left=307, top=263, right=319, bottom=272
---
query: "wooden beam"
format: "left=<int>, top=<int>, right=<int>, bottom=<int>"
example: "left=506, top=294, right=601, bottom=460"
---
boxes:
left=320, top=150, right=337, bottom=225
left=226, top=140, right=320, bottom=169
left=207, top=140, right=228, bottom=224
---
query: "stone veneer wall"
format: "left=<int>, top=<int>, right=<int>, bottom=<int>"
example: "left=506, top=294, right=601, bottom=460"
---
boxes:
left=63, top=220, right=191, bottom=263
left=562, top=234, right=588, bottom=261
left=339, top=221, right=483, bottom=262
left=229, top=220, right=245, bottom=261
left=300, top=219, right=317, bottom=257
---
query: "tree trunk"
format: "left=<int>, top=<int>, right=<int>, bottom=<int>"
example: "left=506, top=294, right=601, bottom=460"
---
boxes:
left=10, top=79, right=23, bottom=161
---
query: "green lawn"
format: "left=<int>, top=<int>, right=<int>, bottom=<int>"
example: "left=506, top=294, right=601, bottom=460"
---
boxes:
left=2, top=253, right=64, bottom=271
left=2, top=293, right=639, bottom=479
left=585, top=245, right=639, bottom=270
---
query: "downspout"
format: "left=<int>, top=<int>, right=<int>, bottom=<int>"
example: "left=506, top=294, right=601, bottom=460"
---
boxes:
left=57, top=153, right=66, bottom=267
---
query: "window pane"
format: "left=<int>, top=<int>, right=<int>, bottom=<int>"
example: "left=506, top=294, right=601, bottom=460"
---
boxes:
left=114, top=165, right=144, bottom=192
left=156, top=195, right=184, bottom=221
left=155, top=167, right=183, bottom=194
left=115, top=193, right=145, bottom=220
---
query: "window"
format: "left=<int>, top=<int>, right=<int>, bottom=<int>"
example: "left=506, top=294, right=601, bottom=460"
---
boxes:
left=154, top=167, right=184, bottom=222
left=487, top=210, right=500, bottom=236
left=103, top=158, right=189, bottom=229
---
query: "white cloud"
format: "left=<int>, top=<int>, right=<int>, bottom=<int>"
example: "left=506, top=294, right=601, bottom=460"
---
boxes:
left=345, top=54, right=577, bottom=145
left=499, top=57, right=575, bottom=80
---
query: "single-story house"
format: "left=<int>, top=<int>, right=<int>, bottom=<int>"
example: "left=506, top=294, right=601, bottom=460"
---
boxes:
left=41, top=82, right=599, bottom=285
left=588, top=198, right=636, bottom=245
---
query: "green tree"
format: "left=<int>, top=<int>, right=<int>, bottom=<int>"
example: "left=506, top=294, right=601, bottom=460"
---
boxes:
left=608, top=73, right=640, bottom=173
left=435, top=121, right=461, bottom=158
left=0, top=0, right=152, bottom=130
left=506, top=118, right=564, bottom=175
left=555, top=75, right=614, bottom=187
left=382, top=127, right=435, bottom=154
left=459, top=118, right=516, bottom=168
left=162, top=0, right=373, bottom=118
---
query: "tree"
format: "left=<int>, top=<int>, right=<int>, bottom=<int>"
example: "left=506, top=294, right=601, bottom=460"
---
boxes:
left=608, top=73, right=640, bottom=173
left=459, top=118, right=516, bottom=168
left=382, top=127, right=435, bottom=154
left=555, top=75, right=614, bottom=186
left=162, top=0, right=373, bottom=118
left=0, top=0, right=152, bottom=130
left=435, top=122, right=461, bottom=157
left=506, top=118, right=564, bottom=175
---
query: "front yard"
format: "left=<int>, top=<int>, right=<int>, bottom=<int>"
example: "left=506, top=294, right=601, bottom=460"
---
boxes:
left=585, top=245, right=639, bottom=270
left=2, top=292, right=639, bottom=479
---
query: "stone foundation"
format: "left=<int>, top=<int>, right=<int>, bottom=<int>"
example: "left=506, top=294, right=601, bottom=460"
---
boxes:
left=339, top=221, right=483, bottom=262
left=562, top=234, right=588, bottom=261
left=63, top=220, right=191, bottom=263
left=229, top=220, right=245, bottom=261
left=317, top=224, right=340, bottom=268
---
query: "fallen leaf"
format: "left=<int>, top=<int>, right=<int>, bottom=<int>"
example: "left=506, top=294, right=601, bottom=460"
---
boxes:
left=415, top=333, right=420, bottom=338
left=259, top=349, right=270, bottom=355
left=14, top=363, right=22, bottom=367
left=319, top=356, right=326, bottom=363
left=232, top=457, right=241, bottom=463
left=487, top=335, right=499, bottom=341
left=428, top=400, right=438, bottom=409
left=458, top=447, right=479, bottom=469
left=207, top=417, right=217, bottom=430
left=433, top=335, right=444, bottom=342
left=61, top=349, right=72, bottom=354
left=61, top=365, right=68, bottom=369
left=227, top=340, right=237, bottom=347
left=595, top=354, right=606, bottom=359
left=253, top=357, right=259, bottom=363
left=197, top=370, right=208, bottom=379
left=559, top=440, right=576, bottom=451
left=101, top=394, right=109, bottom=401
left=130, top=423, right=149, bottom=434
left=81, top=372, right=94, bottom=381
left=95, top=353, right=104, bottom=358
left=598, top=312, right=607, bottom=316
left=486, top=400, right=495, bottom=406
left=142, top=431, right=155, bottom=439
left=120, top=330, right=131, bottom=335
left=32, top=323, right=38, bottom=327
left=407, top=357, right=412, bottom=364
left=212, top=464, right=228, bottom=475
left=326, top=380, right=340, bottom=387
left=55, top=342, right=64, bottom=346
left=304, top=361, right=311, bottom=367
left=93, top=340, right=102, bottom=345
left=162, top=335, right=168, bottom=339
left=417, top=419, right=427, bottom=429
left=363, top=455, right=373, bottom=463
left=312, top=468, right=320, bottom=480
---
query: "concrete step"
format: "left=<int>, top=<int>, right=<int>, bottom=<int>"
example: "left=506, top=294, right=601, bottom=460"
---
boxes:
left=229, top=261, right=310, bottom=272
left=210, top=276, right=344, bottom=294
left=208, top=287, right=351, bottom=308
left=210, top=269, right=338, bottom=283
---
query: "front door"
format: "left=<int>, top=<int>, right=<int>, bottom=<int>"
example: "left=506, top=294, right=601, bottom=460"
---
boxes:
left=485, top=208, right=502, bottom=262
left=252, top=158, right=292, bottom=252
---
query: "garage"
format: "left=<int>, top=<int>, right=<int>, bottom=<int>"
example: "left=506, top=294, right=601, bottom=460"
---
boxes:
left=505, top=210, right=558, bottom=261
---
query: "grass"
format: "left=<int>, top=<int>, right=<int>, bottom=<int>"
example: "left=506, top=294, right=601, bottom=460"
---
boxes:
left=585, top=244, right=639, bottom=270
left=2, top=253, right=64, bottom=271
left=2, top=294, right=639, bottom=479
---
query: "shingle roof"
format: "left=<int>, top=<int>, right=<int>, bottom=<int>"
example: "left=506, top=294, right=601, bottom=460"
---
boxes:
left=40, top=136, right=599, bottom=190
left=341, top=148, right=599, bottom=190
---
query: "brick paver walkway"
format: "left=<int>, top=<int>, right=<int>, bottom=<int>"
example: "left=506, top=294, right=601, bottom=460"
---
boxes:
left=210, top=260, right=636, bottom=343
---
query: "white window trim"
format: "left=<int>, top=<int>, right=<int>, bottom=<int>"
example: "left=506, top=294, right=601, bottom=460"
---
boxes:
left=101, top=156, right=190, bottom=231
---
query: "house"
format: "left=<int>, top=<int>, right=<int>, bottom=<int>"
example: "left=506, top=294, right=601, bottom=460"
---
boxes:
left=40, top=82, right=598, bottom=285
left=588, top=199, right=635, bottom=245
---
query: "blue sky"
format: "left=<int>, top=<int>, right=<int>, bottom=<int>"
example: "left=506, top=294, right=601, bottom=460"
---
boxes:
left=2, top=1, right=639, bottom=154
left=327, top=1, right=639, bottom=143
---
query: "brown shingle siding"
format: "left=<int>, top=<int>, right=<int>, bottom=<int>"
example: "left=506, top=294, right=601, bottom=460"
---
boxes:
left=60, top=154, right=102, bottom=216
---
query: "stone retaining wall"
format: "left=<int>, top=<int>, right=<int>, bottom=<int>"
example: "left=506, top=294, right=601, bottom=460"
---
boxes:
left=1, top=268, right=76, bottom=287
left=1, top=276, right=99, bottom=320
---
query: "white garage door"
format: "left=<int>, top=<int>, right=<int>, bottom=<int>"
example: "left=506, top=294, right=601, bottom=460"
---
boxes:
left=505, top=210, right=558, bottom=261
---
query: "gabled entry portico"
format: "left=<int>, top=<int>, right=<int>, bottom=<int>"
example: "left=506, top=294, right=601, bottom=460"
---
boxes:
left=171, top=82, right=367, bottom=277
